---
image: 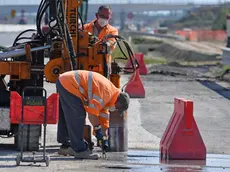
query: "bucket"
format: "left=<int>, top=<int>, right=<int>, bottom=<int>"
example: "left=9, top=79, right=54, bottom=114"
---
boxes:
left=108, top=110, right=128, bottom=152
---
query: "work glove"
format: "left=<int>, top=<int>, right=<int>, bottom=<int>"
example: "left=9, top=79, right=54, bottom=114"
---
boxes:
left=94, top=125, right=109, bottom=152
left=94, top=125, right=103, bottom=140
left=94, top=125, right=103, bottom=146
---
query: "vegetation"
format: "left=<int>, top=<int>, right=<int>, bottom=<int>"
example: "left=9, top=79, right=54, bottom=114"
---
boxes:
left=132, top=38, right=163, bottom=44
left=162, top=5, right=230, bottom=30
left=111, top=42, right=166, bottom=65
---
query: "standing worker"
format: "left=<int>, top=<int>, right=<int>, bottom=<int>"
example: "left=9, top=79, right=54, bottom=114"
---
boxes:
left=83, top=5, right=118, bottom=77
left=56, top=70, right=130, bottom=160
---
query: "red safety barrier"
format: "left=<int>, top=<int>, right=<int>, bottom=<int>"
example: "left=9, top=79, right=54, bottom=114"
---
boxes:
left=176, top=29, right=227, bottom=42
left=160, top=98, right=206, bottom=161
left=124, top=58, right=132, bottom=73
left=135, top=53, right=148, bottom=75
left=124, top=69, right=145, bottom=98
left=10, top=91, right=59, bottom=124
left=125, top=53, right=148, bottom=75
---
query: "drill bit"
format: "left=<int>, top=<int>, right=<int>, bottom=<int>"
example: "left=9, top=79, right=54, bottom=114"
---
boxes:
left=102, top=149, right=107, bottom=159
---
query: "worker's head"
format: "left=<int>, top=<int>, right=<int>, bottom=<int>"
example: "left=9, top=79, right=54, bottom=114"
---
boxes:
left=115, top=92, right=130, bottom=115
left=95, top=5, right=112, bottom=27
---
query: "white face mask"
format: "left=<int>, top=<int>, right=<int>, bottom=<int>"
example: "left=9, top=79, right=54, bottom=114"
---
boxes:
left=98, top=18, right=109, bottom=27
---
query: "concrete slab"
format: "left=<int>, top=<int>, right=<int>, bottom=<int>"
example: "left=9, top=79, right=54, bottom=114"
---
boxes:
left=134, top=74, right=230, bottom=154
left=1, top=71, right=230, bottom=171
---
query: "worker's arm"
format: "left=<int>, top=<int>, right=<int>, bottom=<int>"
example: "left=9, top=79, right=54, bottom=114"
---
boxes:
left=88, top=111, right=109, bottom=137
left=106, top=29, right=119, bottom=52
left=103, top=28, right=119, bottom=73
left=85, top=98, right=109, bottom=134
left=98, top=108, right=110, bottom=130
left=86, top=98, right=110, bottom=152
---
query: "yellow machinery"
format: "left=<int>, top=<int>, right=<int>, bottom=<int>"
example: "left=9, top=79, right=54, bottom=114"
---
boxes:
left=0, top=0, right=138, bottom=151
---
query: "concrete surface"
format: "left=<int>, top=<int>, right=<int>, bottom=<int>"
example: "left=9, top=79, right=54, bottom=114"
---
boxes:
left=1, top=73, right=230, bottom=171
left=1, top=32, right=230, bottom=171
left=0, top=149, right=230, bottom=171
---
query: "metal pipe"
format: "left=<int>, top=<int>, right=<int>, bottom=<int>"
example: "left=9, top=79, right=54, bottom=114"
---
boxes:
left=108, top=110, right=128, bottom=152
left=0, top=45, right=51, bottom=60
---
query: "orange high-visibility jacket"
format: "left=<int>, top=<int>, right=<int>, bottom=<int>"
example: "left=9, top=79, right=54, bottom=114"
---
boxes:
left=58, top=70, right=120, bottom=128
left=83, top=20, right=118, bottom=64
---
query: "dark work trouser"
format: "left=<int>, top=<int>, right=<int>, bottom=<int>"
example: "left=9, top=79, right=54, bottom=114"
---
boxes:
left=56, top=79, right=88, bottom=152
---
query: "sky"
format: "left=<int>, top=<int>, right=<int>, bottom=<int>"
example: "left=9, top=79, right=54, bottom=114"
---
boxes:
left=0, top=0, right=229, bottom=5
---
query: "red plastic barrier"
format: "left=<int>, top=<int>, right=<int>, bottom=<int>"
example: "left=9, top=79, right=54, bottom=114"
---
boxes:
left=188, top=31, right=198, bottom=41
left=135, top=53, right=148, bottom=75
left=124, top=69, right=145, bottom=98
left=160, top=98, right=206, bottom=161
left=125, top=53, right=148, bottom=75
left=10, top=92, right=59, bottom=124
left=214, top=30, right=227, bottom=41
left=176, top=29, right=227, bottom=41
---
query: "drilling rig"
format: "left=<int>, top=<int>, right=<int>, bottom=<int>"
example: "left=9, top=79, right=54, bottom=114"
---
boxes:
left=0, top=0, right=138, bottom=151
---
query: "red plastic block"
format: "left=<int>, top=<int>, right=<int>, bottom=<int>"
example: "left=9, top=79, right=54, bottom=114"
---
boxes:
left=125, top=53, right=148, bottom=75
left=124, top=69, right=145, bottom=98
left=10, top=91, right=59, bottom=124
left=160, top=98, right=206, bottom=161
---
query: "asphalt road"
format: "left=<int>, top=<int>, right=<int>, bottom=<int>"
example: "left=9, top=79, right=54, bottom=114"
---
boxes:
left=0, top=31, right=230, bottom=171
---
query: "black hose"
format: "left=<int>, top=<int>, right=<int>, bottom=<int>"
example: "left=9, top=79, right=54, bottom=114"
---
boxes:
left=65, top=24, right=77, bottom=70
left=103, top=34, right=139, bottom=72
left=78, top=12, right=84, bottom=30
left=36, top=2, right=50, bottom=38
left=13, top=29, right=37, bottom=46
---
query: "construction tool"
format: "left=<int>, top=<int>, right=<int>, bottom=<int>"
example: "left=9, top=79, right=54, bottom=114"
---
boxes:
left=15, top=87, right=50, bottom=167
left=0, top=0, right=139, bottom=153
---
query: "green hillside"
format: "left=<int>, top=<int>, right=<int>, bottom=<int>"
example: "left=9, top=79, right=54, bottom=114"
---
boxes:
left=162, top=5, right=230, bottom=30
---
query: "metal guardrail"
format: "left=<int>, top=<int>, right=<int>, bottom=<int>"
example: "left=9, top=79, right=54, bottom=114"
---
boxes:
left=121, top=30, right=185, bottom=41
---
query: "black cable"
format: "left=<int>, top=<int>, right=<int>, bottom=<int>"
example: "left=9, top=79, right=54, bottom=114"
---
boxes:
left=36, top=2, right=50, bottom=38
left=13, top=29, right=37, bottom=46
left=65, top=24, right=77, bottom=70
left=78, top=11, right=84, bottom=30
left=55, top=0, right=77, bottom=70
left=103, top=34, right=139, bottom=72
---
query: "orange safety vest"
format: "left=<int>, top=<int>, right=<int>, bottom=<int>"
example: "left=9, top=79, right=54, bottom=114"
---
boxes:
left=83, top=19, right=118, bottom=64
left=58, top=70, right=120, bottom=128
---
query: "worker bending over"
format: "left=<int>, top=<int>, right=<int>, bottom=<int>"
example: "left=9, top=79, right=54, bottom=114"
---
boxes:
left=56, top=70, right=130, bottom=160
left=83, top=5, right=118, bottom=77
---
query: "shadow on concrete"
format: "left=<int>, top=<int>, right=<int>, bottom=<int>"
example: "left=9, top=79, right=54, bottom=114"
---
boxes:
left=198, top=80, right=230, bottom=100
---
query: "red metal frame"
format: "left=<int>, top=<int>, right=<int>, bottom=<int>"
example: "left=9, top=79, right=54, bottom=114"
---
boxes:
left=10, top=91, right=59, bottom=124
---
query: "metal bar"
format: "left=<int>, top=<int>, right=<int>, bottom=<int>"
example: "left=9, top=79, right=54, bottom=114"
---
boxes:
left=0, top=45, right=51, bottom=60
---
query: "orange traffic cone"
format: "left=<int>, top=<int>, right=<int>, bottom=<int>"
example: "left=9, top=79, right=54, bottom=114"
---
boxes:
left=124, top=69, right=145, bottom=98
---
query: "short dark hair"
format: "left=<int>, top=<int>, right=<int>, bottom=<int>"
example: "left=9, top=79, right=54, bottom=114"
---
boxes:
left=97, top=5, right=111, bottom=13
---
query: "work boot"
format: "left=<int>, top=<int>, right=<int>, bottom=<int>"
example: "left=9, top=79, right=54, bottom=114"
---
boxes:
left=58, top=144, right=74, bottom=156
left=73, top=149, right=100, bottom=160
left=58, top=145, right=100, bottom=160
